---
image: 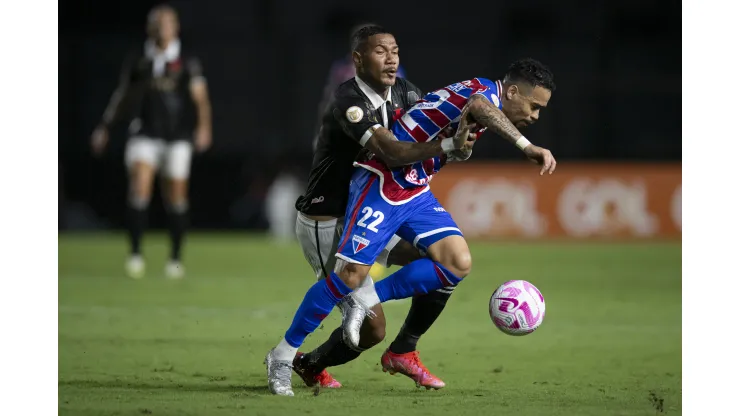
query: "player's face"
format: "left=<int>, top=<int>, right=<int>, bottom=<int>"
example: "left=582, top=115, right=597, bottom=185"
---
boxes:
left=357, top=34, right=399, bottom=88
left=503, top=85, right=551, bottom=128
left=152, top=10, right=179, bottom=43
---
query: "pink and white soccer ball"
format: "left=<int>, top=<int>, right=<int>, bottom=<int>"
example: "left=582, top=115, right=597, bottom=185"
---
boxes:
left=489, top=280, right=546, bottom=336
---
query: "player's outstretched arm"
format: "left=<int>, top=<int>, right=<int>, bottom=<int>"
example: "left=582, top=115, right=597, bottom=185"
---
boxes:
left=188, top=59, right=212, bottom=153
left=91, top=55, right=135, bottom=156
left=467, top=95, right=557, bottom=175
left=190, top=79, right=212, bottom=152
left=364, top=127, right=465, bottom=168
left=100, top=56, right=137, bottom=130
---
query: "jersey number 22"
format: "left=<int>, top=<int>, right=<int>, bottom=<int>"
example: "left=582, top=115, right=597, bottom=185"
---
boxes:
left=357, top=207, right=384, bottom=232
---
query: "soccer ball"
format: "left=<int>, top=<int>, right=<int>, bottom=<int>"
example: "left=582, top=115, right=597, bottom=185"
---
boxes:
left=489, top=280, right=546, bottom=336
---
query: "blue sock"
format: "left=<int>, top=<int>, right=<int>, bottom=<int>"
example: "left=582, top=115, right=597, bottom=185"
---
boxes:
left=284, top=272, right=352, bottom=348
left=374, top=259, right=463, bottom=303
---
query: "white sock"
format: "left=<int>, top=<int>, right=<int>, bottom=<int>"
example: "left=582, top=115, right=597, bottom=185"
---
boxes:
left=338, top=273, right=374, bottom=314
left=273, top=338, right=298, bottom=362
left=353, top=284, right=381, bottom=308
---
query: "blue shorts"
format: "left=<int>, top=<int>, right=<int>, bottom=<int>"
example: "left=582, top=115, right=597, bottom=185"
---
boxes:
left=336, top=169, right=463, bottom=265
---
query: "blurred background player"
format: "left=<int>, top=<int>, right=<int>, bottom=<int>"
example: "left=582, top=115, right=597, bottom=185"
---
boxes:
left=90, top=5, right=212, bottom=279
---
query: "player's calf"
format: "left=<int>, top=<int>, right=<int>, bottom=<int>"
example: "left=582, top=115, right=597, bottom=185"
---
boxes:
left=163, top=178, right=189, bottom=278
left=125, top=162, right=156, bottom=278
left=359, top=303, right=386, bottom=348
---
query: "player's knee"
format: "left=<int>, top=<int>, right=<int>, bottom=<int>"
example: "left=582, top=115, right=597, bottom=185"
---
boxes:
left=128, top=193, right=150, bottom=210
left=455, top=250, right=473, bottom=277
left=129, top=180, right=150, bottom=199
left=166, top=200, right=189, bottom=214
left=427, top=236, right=472, bottom=279
left=337, top=261, right=370, bottom=289
left=446, top=249, right=472, bottom=279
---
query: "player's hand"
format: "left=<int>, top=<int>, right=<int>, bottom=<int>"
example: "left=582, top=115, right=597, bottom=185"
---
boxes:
left=440, top=126, right=477, bottom=141
left=462, top=138, right=476, bottom=151
left=450, top=139, right=476, bottom=161
left=91, top=125, right=109, bottom=156
left=522, top=144, right=557, bottom=175
left=194, top=125, right=212, bottom=152
left=452, top=104, right=478, bottom=150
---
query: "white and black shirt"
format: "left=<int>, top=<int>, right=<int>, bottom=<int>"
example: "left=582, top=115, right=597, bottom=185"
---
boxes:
left=295, top=76, right=423, bottom=217
left=119, top=39, right=206, bottom=141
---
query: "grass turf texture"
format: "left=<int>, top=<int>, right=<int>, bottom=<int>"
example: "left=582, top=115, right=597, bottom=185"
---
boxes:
left=59, top=233, right=681, bottom=415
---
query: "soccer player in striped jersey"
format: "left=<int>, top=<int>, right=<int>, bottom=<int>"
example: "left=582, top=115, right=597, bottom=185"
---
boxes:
left=338, top=59, right=557, bottom=347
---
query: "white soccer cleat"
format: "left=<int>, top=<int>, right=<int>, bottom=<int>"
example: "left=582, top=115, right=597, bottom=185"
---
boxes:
left=339, top=294, right=375, bottom=351
left=265, top=349, right=294, bottom=396
left=165, top=261, right=185, bottom=279
left=126, top=255, right=145, bottom=279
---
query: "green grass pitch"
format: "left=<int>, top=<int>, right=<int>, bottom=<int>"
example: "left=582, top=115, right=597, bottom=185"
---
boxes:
left=59, top=233, right=681, bottom=415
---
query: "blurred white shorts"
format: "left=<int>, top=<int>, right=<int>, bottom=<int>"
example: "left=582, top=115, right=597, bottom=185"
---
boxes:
left=124, top=136, right=193, bottom=180
left=294, top=212, right=401, bottom=284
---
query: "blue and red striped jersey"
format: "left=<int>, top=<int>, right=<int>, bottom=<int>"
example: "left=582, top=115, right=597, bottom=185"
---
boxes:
left=355, top=78, right=503, bottom=204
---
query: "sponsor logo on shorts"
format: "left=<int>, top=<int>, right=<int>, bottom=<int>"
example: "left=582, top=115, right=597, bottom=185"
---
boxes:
left=352, top=235, right=370, bottom=254
left=310, top=196, right=324, bottom=204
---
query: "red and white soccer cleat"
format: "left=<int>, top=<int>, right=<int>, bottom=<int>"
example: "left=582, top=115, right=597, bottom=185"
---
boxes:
left=292, top=352, right=342, bottom=389
left=380, top=349, right=446, bottom=390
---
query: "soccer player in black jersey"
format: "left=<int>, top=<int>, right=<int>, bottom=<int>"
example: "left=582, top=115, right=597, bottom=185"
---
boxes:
left=267, top=25, right=473, bottom=396
left=91, top=5, right=212, bottom=279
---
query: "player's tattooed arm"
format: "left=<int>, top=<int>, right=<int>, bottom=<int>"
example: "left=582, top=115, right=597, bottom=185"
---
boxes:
left=467, top=94, right=522, bottom=145
left=365, top=127, right=450, bottom=168
left=364, top=103, right=476, bottom=167
left=467, top=95, right=557, bottom=175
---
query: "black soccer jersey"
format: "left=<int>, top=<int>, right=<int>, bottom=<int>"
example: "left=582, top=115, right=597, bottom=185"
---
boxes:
left=295, top=76, right=424, bottom=217
left=121, top=41, right=204, bottom=141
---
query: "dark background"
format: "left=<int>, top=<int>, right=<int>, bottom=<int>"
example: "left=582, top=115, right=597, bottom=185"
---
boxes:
left=58, top=0, right=681, bottom=231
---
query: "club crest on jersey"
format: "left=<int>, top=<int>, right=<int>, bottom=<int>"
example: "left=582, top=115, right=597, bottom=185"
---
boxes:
left=346, top=106, right=364, bottom=123
left=352, top=235, right=370, bottom=254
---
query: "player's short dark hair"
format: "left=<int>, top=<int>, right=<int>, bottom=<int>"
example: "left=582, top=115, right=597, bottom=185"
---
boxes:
left=505, top=58, right=556, bottom=92
left=351, top=25, right=391, bottom=53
